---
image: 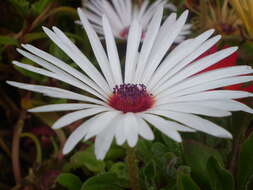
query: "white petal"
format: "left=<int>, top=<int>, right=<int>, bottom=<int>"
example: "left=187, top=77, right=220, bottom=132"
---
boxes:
left=77, top=9, right=116, bottom=89
left=6, top=81, right=104, bottom=104
left=136, top=117, right=155, bottom=140
left=153, top=35, right=222, bottom=93
left=28, top=103, right=101, bottom=112
left=170, top=76, right=253, bottom=97
left=115, top=115, right=127, bottom=145
left=84, top=111, right=120, bottom=140
left=156, top=103, right=231, bottom=117
left=63, top=116, right=97, bottom=154
left=157, top=47, right=238, bottom=95
left=141, top=113, right=182, bottom=142
left=42, top=26, right=111, bottom=94
left=123, top=113, right=139, bottom=147
left=102, top=16, right=123, bottom=85
left=95, top=124, right=116, bottom=160
left=157, top=90, right=253, bottom=105
left=134, top=5, right=164, bottom=83
left=141, top=10, right=189, bottom=84
left=148, top=29, right=215, bottom=90
left=148, top=110, right=232, bottom=138
left=141, top=112, right=195, bottom=132
left=124, top=20, right=142, bottom=83
left=161, top=66, right=253, bottom=96
left=52, top=107, right=110, bottom=129
left=21, top=44, right=107, bottom=98
left=12, top=61, right=107, bottom=101
left=197, top=100, right=253, bottom=114
left=101, top=0, right=123, bottom=32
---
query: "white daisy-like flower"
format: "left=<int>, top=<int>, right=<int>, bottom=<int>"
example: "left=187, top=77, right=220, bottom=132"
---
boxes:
left=79, top=0, right=191, bottom=42
left=8, top=7, right=253, bottom=160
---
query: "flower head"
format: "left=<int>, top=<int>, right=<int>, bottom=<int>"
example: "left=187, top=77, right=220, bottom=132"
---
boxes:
left=79, top=0, right=190, bottom=42
left=8, top=7, right=253, bottom=160
left=186, top=0, right=241, bottom=37
left=230, top=0, right=253, bottom=39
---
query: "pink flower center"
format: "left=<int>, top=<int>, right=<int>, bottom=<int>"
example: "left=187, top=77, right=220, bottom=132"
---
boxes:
left=109, top=84, right=155, bottom=113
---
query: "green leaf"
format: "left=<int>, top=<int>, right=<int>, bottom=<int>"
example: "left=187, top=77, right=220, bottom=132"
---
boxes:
left=183, top=140, right=223, bottom=188
left=238, top=133, right=253, bottom=190
left=81, top=173, right=124, bottom=190
left=57, top=173, right=82, bottom=190
left=143, top=160, right=156, bottom=179
left=31, top=0, right=53, bottom=15
left=24, top=32, right=47, bottom=43
left=207, top=157, right=234, bottom=190
left=136, top=139, right=153, bottom=162
left=177, top=173, right=201, bottom=190
left=8, top=0, right=30, bottom=16
left=109, top=162, right=128, bottom=180
left=162, top=134, right=181, bottom=155
left=70, top=146, right=105, bottom=173
left=0, top=35, right=18, bottom=46
left=105, top=144, right=125, bottom=160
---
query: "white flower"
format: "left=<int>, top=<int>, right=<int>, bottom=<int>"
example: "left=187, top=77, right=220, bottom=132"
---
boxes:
left=8, top=7, right=253, bottom=160
left=79, top=0, right=191, bottom=42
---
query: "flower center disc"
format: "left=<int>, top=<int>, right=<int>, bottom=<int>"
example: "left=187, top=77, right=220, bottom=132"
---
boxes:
left=109, top=84, right=155, bottom=113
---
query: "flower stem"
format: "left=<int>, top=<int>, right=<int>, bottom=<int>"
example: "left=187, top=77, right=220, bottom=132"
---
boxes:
left=12, top=110, right=26, bottom=184
left=20, top=132, right=42, bottom=164
left=126, top=146, right=140, bottom=190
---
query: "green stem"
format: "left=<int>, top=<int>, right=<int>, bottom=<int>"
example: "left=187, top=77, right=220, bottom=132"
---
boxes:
left=20, top=132, right=42, bottom=164
left=12, top=110, right=26, bottom=184
left=127, top=147, right=140, bottom=190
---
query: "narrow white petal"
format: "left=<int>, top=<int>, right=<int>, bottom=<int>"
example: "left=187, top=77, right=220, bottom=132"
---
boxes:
left=63, top=116, right=97, bottom=154
left=77, top=9, right=116, bottom=89
left=12, top=61, right=107, bottom=101
left=161, top=66, right=253, bottom=96
left=101, top=0, right=123, bottom=32
left=196, top=100, right=253, bottom=114
left=102, top=16, right=123, bottom=84
left=148, top=29, right=215, bottom=89
left=148, top=110, right=232, bottom=138
left=21, top=44, right=107, bottom=97
left=95, top=124, right=116, bottom=160
left=84, top=111, right=120, bottom=140
left=157, top=47, right=238, bottom=95
left=136, top=117, right=155, bottom=140
left=153, top=35, right=221, bottom=93
left=52, top=107, right=110, bottom=129
left=28, top=103, right=101, bottom=112
left=141, top=10, right=189, bottom=84
left=123, top=113, right=139, bottom=147
left=124, top=20, right=142, bottom=83
left=7, top=81, right=104, bottom=104
left=42, top=26, right=111, bottom=94
left=169, top=76, right=253, bottom=97
left=156, top=103, right=231, bottom=117
left=141, top=112, right=195, bottom=132
left=141, top=113, right=182, bottom=142
left=157, top=90, right=253, bottom=105
left=115, top=115, right=127, bottom=145
left=134, top=6, right=164, bottom=83
left=111, top=0, right=128, bottom=27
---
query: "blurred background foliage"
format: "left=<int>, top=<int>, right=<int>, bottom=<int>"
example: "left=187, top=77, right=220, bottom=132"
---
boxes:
left=1, top=0, right=253, bottom=189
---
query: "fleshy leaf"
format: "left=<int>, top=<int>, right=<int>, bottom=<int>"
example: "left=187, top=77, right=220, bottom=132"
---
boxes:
left=238, top=133, right=253, bottom=190
left=57, top=173, right=82, bottom=190
left=183, top=140, right=223, bottom=188
left=81, top=173, right=124, bottom=190
left=70, top=146, right=105, bottom=173
left=207, top=156, right=234, bottom=190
